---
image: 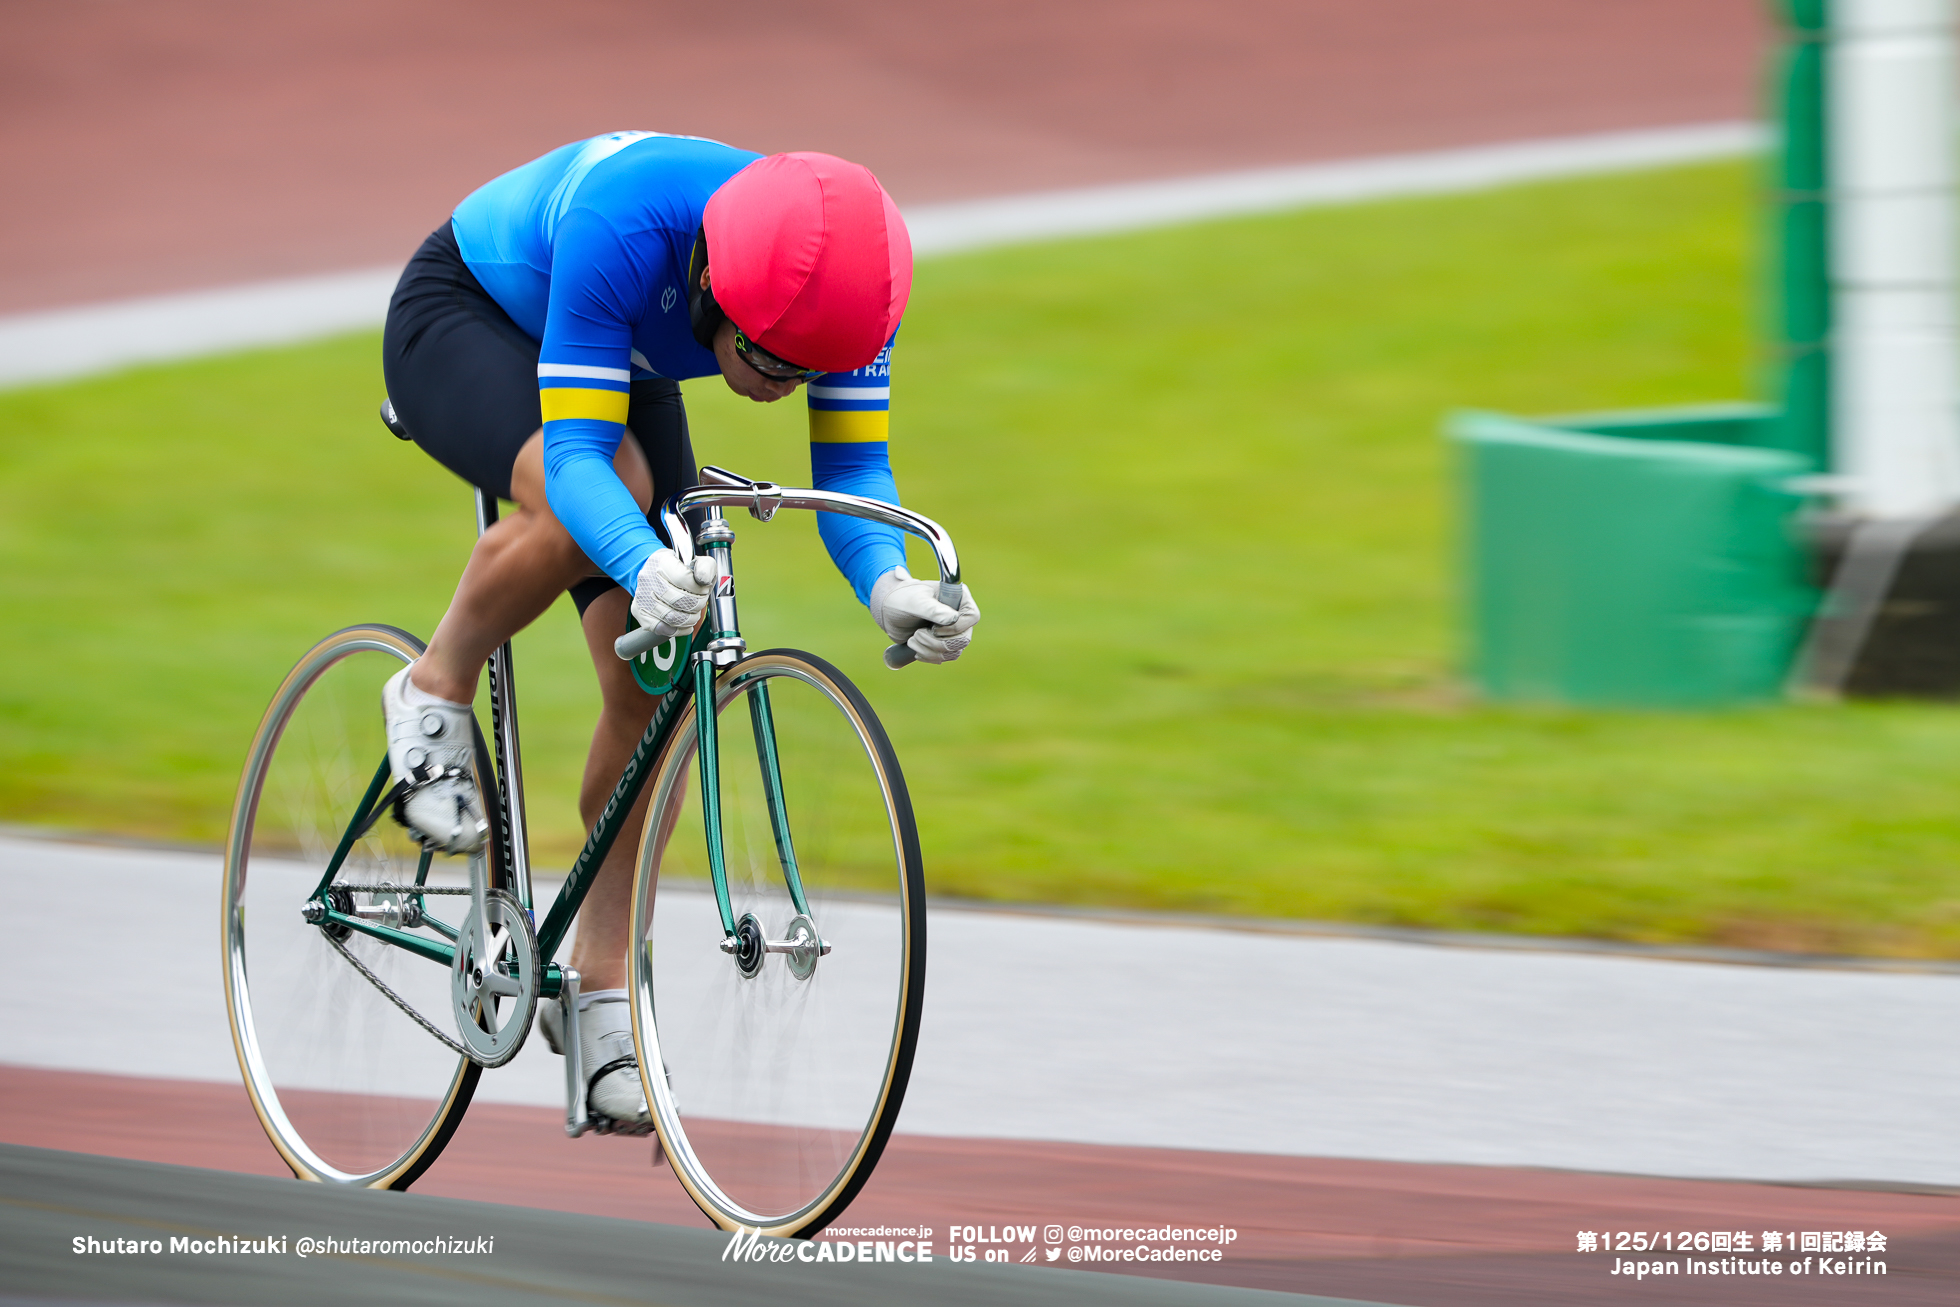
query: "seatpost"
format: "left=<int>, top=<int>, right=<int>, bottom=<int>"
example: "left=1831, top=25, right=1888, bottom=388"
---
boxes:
left=474, top=488, right=534, bottom=911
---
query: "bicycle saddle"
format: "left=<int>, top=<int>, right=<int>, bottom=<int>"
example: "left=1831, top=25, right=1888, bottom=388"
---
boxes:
left=379, top=397, right=412, bottom=441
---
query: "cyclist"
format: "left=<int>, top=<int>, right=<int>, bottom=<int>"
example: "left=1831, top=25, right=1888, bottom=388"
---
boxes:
left=379, top=133, right=981, bottom=1132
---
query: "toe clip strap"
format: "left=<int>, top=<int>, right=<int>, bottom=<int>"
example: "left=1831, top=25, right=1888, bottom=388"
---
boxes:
left=388, top=764, right=475, bottom=842
left=585, top=1056, right=655, bottom=1137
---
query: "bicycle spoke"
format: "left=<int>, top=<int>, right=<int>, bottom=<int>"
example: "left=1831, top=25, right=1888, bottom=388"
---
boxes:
left=746, top=682, right=810, bottom=917
left=634, top=651, right=925, bottom=1236
left=225, top=625, right=502, bottom=1188
left=311, top=754, right=395, bottom=901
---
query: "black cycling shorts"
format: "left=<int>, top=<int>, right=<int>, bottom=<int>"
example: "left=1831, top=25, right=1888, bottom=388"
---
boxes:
left=381, top=221, right=696, bottom=617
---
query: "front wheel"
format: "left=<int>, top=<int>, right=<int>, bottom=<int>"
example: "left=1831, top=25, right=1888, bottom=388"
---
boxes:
left=629, top=650, right=927, bottom=1237
left=221, top=624, right=506, bottom=1188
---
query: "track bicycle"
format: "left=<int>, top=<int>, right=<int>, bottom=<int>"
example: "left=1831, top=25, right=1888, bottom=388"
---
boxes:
left=222, top=441, right=963, bottom=1237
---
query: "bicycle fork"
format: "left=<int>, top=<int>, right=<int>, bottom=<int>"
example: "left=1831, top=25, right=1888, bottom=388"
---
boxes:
left=687, top=508, right=825, bottom=979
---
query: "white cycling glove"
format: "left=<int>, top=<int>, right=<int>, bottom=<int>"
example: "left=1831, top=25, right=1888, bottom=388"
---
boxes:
left=631, top=547, right=714, bottom=643
left=869, top=567, right=981, bottom=664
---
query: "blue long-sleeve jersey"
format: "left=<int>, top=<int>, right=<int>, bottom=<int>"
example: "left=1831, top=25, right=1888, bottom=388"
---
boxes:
left=449, top=131, right=906, bottom=602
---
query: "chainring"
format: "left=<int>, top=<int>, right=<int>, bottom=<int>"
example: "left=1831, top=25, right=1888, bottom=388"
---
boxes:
left=450, top=888, right=538, bottom=1068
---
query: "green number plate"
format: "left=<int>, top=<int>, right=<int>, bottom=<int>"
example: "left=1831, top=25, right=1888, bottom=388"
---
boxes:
left=626, top=618, right=684, bottom=696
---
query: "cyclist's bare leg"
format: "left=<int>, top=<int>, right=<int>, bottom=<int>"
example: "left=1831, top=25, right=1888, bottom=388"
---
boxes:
left=411, top=431, right=652, bottom=705
left=565, top=584, right=660, bottom=992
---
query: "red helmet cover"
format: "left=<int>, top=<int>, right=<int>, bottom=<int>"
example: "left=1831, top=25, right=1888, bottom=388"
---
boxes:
left=703, top=152, right=912, bottom=374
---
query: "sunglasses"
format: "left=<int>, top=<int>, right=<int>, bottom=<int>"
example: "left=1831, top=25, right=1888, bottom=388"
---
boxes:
left=732, top=328, right=824, bottom=384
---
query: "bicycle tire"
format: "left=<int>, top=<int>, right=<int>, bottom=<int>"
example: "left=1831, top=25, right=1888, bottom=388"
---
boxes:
left=628, top=649, right=926, bottom=1237
left=222, top=623, right=506, bottom=1188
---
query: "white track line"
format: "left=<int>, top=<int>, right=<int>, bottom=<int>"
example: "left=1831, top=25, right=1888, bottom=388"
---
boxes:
left=905, top=120, right=1763, bottom=255
left=0, top=268, right=402, bottom=390
left=0, top=123, right=1763, bottom=390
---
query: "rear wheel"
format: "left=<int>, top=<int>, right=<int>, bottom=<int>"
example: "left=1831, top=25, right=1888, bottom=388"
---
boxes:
left=222, top=624, right=505, bottom=1188
left=629, top=650, right=926, bottom=1236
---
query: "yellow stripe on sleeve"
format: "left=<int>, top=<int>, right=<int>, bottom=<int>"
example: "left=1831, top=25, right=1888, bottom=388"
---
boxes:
left=540, top=387, right=631, bottom=426
left=808, top=408, right=889, bottom=443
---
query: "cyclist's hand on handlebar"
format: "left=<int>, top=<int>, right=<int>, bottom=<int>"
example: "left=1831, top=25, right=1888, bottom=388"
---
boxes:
left=631, top=547, right=714, bottom=643
left=870, top=567, right=981, bottom=664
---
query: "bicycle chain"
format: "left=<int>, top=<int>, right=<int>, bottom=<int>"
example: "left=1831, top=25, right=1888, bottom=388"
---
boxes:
left=319, top=885, right=531, bottom=1066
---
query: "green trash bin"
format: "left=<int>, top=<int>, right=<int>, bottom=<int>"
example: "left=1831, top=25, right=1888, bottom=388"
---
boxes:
left=1449, top=409, right=1817, bottom=707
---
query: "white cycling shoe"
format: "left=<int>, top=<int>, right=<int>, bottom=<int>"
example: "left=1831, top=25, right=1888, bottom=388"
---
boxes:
left=381, top=663, right=487, bottom=855
left=540, top=988, right=654, bottom=1133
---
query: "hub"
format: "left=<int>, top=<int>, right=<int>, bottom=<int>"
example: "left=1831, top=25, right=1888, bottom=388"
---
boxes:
left=780, top=913, right=825, bottom=981
left=730, top=912, right=766, bottom=979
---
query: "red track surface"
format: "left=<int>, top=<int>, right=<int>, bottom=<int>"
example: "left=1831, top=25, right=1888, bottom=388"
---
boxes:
left=1, top=1, right=1764, bottom=314
left=5, top=1065, right=1956, bottom=1304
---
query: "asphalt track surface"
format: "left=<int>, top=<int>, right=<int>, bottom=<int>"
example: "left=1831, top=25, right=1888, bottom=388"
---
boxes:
left=0, top=1, right=1765, bottom=314
left=0, top=1145, right=1350, bottom=1307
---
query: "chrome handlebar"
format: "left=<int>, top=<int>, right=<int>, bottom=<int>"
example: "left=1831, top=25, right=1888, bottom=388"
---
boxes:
left=614, top=465, right=965, bottom=668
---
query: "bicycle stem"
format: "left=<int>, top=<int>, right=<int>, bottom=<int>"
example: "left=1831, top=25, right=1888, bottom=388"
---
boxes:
left=615, top=466, right=963, bottom=663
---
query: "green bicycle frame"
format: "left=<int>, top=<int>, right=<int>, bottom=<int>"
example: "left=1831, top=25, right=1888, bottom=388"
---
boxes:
left=309, top=565, right=805, bottom=991
left=305, top=464, right=962, bottom=998
left=533, top=620, right=725, bottom=956
left=679, top=524, right=808, bottom=938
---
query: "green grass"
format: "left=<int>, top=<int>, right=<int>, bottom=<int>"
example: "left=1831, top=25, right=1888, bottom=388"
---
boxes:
left=8, top=160, right=1960, bottom=956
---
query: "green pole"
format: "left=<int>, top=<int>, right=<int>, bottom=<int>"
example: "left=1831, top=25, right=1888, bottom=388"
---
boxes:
left=1769, top=0, right=1830, bottom=467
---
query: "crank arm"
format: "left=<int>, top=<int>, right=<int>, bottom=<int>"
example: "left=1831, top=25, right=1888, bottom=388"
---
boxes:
left=561, top=968, right=593, bottom=1139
